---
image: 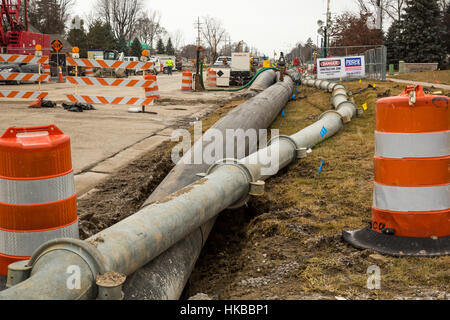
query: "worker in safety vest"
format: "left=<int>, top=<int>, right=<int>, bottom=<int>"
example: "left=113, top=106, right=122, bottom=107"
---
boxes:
left=166, top=58, right=174, bottom=75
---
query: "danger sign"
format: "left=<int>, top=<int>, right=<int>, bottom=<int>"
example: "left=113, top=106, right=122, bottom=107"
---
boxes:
left=320, top=60, right=341, bottom=67
left=52, top=40, right=63, bottom=52
left=317, top=55, right=365, bottom=80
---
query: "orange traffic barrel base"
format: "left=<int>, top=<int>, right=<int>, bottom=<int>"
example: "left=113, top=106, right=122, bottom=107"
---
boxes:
left=342, top=227, right=450, bottom=257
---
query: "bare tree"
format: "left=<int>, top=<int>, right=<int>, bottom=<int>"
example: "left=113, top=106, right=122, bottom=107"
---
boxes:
left=170, top=29, right=185, bottom=53
left=439, top=0, right=449, bottom=12
left=201, top=16, right=227, bottom=62
left=135, top=10, right=166, bottom=51
left=97, top=0, right=142, bottom=40
left=356, top=0, right=406, bottom=23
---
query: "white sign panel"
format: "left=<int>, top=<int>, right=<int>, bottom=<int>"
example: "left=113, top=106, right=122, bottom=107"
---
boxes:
left=317, top=55, right=365, bottom=80
left=317, top=57, right=343, bottom=79
left=343, top=56, right=365, bottom=78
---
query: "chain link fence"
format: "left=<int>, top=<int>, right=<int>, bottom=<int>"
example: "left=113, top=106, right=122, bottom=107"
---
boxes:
left=295, top=45, right=387, bottom=81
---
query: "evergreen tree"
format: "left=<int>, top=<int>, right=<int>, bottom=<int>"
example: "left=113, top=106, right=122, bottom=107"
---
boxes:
left=86, top=20, right=115, bottom=51
left=402, top=0, right=446, bottom=65
left=445, top=4, right=450, bottom=56
left=115, top=37, right=129, bottom=55
left=385, top=20, right=405, bottom=69
left=166, top=38, right=175, bottom=55
left=28, top=0, right=70, bottom=34
left=67, top=19, right=88, bottom=58
left=130, top=37, right=143, bottom=57
left=157, top=38, right=166, bottom=54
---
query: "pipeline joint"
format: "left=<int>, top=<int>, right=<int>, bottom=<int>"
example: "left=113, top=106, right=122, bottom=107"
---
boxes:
left=319, top=110, right=349, bottom=125
left=201, top=158, right=265, bottom=209
left=268, top=135, right=307, bottom=160
left=9, top=238, right=125, bottom=300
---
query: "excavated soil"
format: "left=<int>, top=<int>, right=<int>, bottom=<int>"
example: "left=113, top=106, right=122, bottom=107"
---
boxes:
left=77, top=140, right=176, bottom=239
left=77, top=100, right=243, bottom=239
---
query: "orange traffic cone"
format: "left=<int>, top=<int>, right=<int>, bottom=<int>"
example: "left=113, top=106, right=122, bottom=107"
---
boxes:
left=58, top=66, right=65, bottom=83
left=28, top=98, right=43, bottom=108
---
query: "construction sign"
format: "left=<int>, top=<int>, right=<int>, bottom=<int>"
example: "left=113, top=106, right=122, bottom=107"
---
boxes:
left=52, top=40, right=63, bottom=52
left=317, top=55, right=365, bottom=80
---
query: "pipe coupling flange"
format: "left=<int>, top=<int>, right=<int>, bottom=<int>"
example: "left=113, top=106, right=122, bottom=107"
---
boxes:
left=319, top=110, right=349, bottom=125
left=205, top=158, right=265, bottom=209
left=96, top=271, right=127, bottom=300
left=268, top=135, right=307, bottom=159
left=334, top=99, right=356, bottom=119
left=6, top=260, right=32, bottom=288
left=25, top=238, right=124, bottom=300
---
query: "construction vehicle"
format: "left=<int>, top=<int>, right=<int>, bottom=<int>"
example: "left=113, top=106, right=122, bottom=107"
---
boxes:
left=210, top=52, right=253, bottom=87
left=0, top=0, right=50, bottom=55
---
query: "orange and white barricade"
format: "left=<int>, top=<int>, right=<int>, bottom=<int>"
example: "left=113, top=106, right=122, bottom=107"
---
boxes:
left=66, top=77, right=155, bottom=88
left=0, top=72, right=49, bottom=82
left=181, top=71, right=192, bottom=90
left=343, top=85, right=450, bottom=256
left=66, top=57, right=153, bottom=71
left=66, top=94, right=155, bottom=106
left=207, top=70, right=217, bottom=87
left=0, top=54, right=49, bottom=101
left=66, top=57, right=157, bottom=108
left=0, top=90, right=48, bottom=100
left=0, top=54, right=48, bottom=64
left=0, top=125, right=79, bottom=275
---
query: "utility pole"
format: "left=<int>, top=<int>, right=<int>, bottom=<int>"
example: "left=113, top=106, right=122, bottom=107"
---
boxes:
left=196, top=17, right=202, bottom=47
left=375, top=0, right=383, bottom=30
left=194, top=17, right=203, bottom=92
left=324, top=0, right=331, bottom=57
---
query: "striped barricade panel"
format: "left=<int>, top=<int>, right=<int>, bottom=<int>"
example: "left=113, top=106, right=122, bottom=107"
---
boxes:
left=66, top=57, right=154, bottom=70
left=0, top=72, right=50, bottom=82
left=0, top=90, right=48, bottom=99
left=0, top=54, right=48, bottom=64
left=66, top=94, right=155, bottom=106
left=66, top=76, right=155, bottom=88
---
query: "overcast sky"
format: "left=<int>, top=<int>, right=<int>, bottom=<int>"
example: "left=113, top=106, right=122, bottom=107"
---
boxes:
left=73, top=0, right=360, bottom=57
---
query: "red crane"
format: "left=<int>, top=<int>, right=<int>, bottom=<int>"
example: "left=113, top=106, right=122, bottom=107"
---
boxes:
left=0, top=0, right=50, bottom=56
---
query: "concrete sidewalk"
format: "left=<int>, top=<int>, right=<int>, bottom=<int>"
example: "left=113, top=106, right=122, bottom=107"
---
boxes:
left=387, top=78, right=450, bottom=90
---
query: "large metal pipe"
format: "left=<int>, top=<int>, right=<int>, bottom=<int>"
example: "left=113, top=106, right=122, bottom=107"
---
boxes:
left=0, top=77, right=356, bottom=300
left=122, top=75, right=294, bottom=300
left=122, top=77, right=356, bottom=300
left=0, top=75, right=294, bottom=300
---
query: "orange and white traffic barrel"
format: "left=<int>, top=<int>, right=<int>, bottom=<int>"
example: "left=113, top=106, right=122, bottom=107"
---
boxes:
left=85, top=67, right=94, bottom=77
left=0, top=125, right=79, bottom=275
left=42, top=63, right=51, bottom=81
left=144, top=74, right=160, bottom=100
left=343, top=85, right=449, bottom=256
left=181, top=70, right=192, bottom=90
left=207, top=70, right=216, bottom=87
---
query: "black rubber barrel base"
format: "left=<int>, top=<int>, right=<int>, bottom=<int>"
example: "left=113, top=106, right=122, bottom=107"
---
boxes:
left=342, top=227, right=450, bottom=257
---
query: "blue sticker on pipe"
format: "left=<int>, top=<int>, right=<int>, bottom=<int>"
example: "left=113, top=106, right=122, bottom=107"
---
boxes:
left=281, top=109, right=285, bottom=117
left=320, top=126, right=328, bottom=138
